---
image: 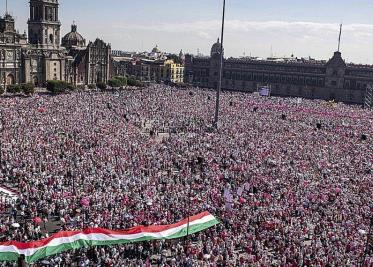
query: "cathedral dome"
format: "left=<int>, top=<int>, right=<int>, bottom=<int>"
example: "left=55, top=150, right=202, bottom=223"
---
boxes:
left=151, top=45, right=161, bottom=53
left=62, top=24, right=86, bottom=49
left=211, top=38, right=222, bottom=57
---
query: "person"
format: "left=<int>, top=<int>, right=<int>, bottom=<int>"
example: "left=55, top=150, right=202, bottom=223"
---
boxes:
left=0, top=84, right=371, bottom=266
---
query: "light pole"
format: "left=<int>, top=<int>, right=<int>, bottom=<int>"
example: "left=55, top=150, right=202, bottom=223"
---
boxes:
left=213, top=0, right=226, bottom=128
left=3, top=73, right=6, bottom=94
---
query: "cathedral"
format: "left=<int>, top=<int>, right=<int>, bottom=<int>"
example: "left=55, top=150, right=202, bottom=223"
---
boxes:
left=0, top=0, right=111, bottom=88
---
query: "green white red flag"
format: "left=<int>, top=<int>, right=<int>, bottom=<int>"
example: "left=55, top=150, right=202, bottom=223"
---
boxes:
left=0, top=212, right=218, bottom=263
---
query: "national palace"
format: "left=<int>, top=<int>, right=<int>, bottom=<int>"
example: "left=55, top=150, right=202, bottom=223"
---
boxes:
left=185, top=39, right=373, bottom=105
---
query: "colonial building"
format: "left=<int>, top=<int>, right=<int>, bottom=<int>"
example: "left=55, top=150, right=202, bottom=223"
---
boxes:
left=62, top=24, right=111, bottom=86
left=23, top=0, right=66, bottom=85
left=163, top=59, right=184, bottom=84
left=0, top=13, right=27, bottom=86
left=0, top=0, right=111, bottom=89
left=185, top=39, right=373, bottom=105
left=112, top=45, right=185, bottom=84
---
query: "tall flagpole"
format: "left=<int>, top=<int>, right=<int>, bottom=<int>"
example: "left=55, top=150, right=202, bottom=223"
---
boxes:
left=337, top=24, right=342, bottom=52
left=213, top=0, right=226, bottom=128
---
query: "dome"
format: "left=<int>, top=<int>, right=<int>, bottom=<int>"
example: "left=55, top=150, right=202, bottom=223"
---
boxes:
left=151, top=45, right=161, bottom=53
left=62, top=24, right=86, bottom=49
left=211, top=38, right=222, bottom=57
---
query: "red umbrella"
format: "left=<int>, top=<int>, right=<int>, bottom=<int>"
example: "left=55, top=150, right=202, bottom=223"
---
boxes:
left=38, top=107, right=45, bottom=113
left=33, top=217, right=42, bottom=224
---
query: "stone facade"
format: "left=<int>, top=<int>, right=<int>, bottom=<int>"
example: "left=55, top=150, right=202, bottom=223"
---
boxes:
left=24, top=0, right=66, bottom=85
left=63, top=27, right=111, bottom=86
left=0, top=0, right=111, bottom=89
left=0, top=14, right=27, bottom=87
left=86, top=39, right=111, bottom=85
left=185, top=40, right=373, bottom=105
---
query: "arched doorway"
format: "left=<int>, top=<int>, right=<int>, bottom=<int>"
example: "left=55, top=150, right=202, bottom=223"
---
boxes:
left=6, top=74, right=14, bottom=85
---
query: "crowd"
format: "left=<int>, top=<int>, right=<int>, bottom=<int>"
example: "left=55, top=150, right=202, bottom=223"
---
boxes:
left=0, top=85, right=372, bottom=266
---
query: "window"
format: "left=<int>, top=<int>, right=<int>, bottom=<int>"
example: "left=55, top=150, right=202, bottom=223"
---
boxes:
left=331, top=81, right=337, bottom=86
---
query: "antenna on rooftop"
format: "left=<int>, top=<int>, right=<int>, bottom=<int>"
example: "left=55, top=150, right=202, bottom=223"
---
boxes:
left=337, top=24, right=343, bottom=52
left=270, top=45, right=273, bottom=57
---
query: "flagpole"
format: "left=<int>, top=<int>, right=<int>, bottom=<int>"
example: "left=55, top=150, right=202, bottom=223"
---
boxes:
left=185, top=161, right=195, bottom=251
left=213, top=0, right=226, bottom=128
left=337, top=24, right=342, bottom=52
left=361, top=216, right=373, bottom=266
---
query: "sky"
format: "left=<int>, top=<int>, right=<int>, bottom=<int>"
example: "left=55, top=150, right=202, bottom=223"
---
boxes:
left=5, top=0, right=373, bottom=64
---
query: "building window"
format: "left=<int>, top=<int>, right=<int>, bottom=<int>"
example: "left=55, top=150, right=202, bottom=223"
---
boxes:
left=331, top=81, right=337, bottom=86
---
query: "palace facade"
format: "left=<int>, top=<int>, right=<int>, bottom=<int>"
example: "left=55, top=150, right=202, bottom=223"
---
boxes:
left=0, top=0, right=111, bottom=88
left=185, top=39, right=373, bottom=104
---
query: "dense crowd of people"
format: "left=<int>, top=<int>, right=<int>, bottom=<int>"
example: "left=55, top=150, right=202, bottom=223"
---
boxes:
left=0, top=85, right=372, bottom=266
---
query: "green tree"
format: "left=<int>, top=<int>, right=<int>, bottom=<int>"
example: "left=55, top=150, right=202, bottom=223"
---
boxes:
left=108, top=78, right=122, bottom=88
left=21, top=83, right=35, bottom=96
left=7, top=84, right=21, bottom=94
left=77, top=85, right=85, bottom=91
left=108, top=76, right=127, bottom=88
left=0, top=85, right=4, bottom=95
left=46, top=80, right=71, bottom=94
left=127, top=77, right=144, bottom=87
left=96, top=82, right=107, bottom=90
left=114, top=76, right=127, bottom=86
left=88, top=84, right=96, bottom=90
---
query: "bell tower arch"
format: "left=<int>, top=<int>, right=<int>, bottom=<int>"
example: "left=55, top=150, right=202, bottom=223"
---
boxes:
left=28, top=0, right=61, bottom=48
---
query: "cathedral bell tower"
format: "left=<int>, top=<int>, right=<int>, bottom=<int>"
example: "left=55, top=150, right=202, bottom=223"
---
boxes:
left=28, top=0, right=61, bottom=48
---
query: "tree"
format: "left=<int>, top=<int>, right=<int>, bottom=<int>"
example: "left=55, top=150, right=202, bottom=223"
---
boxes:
left=108, top=78, right=122, bottom=88
left=21, top=83, right=35, bottom=96
left=77, top=85, right=85, bottom=91
left=0, top=85, right=4, bottom=95
left=96, top=82, right=107, bottom=90
left=46, top=80, right=73, bottom=94
left=108, top=76, right=127, bottom=88
left=67, top=83, right=76, bottom=91
left=113, top=76, right=127, bottom=86
left=7, top=84, right=21, bottom=94
left=88, top=84, right=96, bottom=90
left=127, top=77, right=144, bottom=87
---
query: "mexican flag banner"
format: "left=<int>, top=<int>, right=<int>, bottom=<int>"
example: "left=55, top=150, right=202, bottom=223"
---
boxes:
left=0, top=212, right=219, bottom=263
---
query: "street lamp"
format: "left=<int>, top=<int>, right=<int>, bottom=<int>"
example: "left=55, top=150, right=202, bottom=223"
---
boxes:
left=184, top=159, right=198, bottom=251
left=213, top=0, right=226, bottom=128
left=3, top=73, right=6, bottom=94
left=0, top=112, right=3, bottom=185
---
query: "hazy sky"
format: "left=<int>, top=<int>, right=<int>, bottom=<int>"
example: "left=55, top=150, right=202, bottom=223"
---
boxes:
left=5, top=0, right=373, bottom=64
